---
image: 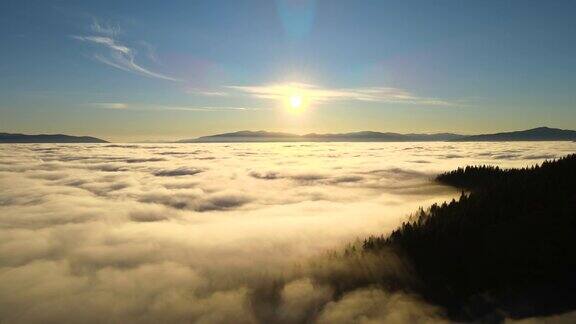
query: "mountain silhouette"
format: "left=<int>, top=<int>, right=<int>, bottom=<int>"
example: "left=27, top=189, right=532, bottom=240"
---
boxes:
left=452, top=127, right=576, bottom=142
left=0, top=133, right=108, bottom=143
left=179, top=127, right=576, bottom=143
left=179, top=130, right=464, bottom=142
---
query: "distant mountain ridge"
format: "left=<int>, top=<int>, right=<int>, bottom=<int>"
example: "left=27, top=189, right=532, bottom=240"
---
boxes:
left=2, top=127, right=574, bottom=143
left=450, top=127, right=576, bottom=142
left=180, top=130, right=464, bottom=143
left=302, top=131, right=463, bottom=141
left=179, top=127, right=576, bottom=143
left=202, top=130, right=296, bottom=138
left=0, top=133, right=108, bottom=143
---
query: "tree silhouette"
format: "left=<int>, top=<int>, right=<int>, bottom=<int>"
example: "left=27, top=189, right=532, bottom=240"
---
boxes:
left=360, top=154, right=576, bottom=321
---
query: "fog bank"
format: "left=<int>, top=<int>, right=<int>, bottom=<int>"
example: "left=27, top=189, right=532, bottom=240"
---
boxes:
left=1, top=142, right=574, bottom=323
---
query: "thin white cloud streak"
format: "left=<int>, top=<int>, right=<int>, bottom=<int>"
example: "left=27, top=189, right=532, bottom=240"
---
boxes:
left=228, top=82, right=455, bottom=106
left=187, top=89, right=229, bottom=97
left=72, top=30, right=180, bottom=82
left=72, top=36, right=131, bottom=54
left=90, top=102, right=128, bottom=109
left=89, top=102, right=259, bottom=112
left=157, top=105, right=260, bottom=112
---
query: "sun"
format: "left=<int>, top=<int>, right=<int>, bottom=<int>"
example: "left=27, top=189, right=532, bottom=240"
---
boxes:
left=289, top=95, right=302, bottom=110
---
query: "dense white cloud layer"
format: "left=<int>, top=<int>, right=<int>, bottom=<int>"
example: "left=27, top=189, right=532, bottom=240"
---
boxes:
left=0, top=142, right=575, bottom=323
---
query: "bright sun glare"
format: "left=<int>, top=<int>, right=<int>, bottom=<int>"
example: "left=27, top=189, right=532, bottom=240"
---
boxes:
left=289, top=95, right=302, bottom=110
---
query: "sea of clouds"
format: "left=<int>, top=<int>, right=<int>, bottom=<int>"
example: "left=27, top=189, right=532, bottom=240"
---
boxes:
left=1, top=142, right=575, bottom=323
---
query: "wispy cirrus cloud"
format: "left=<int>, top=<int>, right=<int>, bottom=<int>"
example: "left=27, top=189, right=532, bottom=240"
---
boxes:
left=89, top=102, right=258, bottom=112
left=157, top=105, right=259, bottom=112
left=90, top=19, right=122, bottom=37
left=228, top=82, right=455, bottom=106
left=186, top=89, right=229, bottom=97
left=73, top=20, right=180, bottom=82
left=72, top=36, right=130, bottom=54
left=89, top=102, right=128, bottom=109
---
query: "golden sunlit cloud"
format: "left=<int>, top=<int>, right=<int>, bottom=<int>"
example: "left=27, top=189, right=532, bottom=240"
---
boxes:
left=227, top=82, right=455, bottom=107
left=230, top=83, right=323, bottom=107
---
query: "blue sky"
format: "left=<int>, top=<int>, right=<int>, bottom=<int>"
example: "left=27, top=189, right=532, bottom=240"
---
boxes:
left=1, top=0, right=575, bottom=141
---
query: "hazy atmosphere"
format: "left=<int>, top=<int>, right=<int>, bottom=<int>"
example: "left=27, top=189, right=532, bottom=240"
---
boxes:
left=1, top=1, right=576, bottom=141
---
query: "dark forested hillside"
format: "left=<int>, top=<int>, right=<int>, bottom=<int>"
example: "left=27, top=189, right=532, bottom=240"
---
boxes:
left=362, top=154, right=576, bottom=321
